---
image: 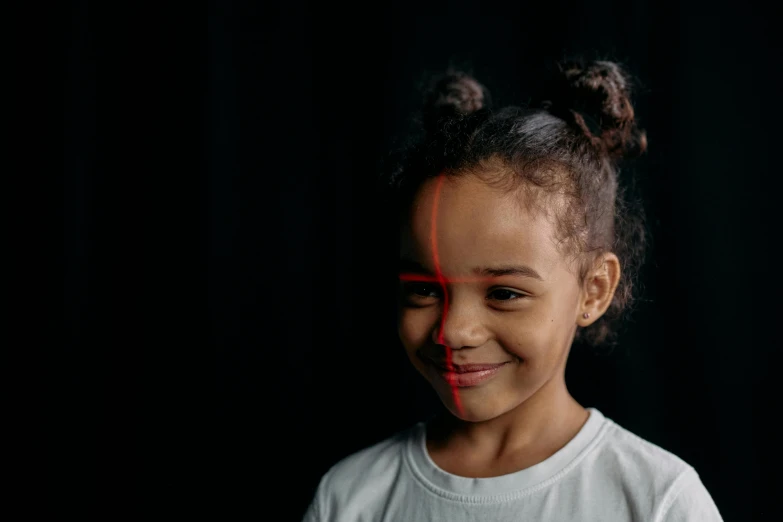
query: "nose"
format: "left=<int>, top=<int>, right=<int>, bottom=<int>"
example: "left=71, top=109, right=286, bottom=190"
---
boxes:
left=431, top=292, right=489, bottom=349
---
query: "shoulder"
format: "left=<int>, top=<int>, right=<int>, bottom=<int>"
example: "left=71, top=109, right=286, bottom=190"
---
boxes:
left=597, top=417, right=693, bottom=479
left=324, top=424, right=414, bottom=489
left=305, top=423, right=419, bottom=520
left=588, top=414, right=723, bottom=521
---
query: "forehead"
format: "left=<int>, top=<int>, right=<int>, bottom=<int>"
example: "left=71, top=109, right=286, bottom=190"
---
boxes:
left=400, top=173, right=565, bottom=278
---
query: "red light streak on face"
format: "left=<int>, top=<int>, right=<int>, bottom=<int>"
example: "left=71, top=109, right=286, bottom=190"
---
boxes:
left=401, top=175, right=500, bottom=415
left=428, top=174, right=463, bottom=416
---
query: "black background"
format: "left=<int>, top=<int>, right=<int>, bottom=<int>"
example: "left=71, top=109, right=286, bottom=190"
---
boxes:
left=36, top=0, right=778, bottom=519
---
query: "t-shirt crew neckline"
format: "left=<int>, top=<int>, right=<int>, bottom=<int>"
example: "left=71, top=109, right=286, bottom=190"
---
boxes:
left=404, top=407, right=609, bottom=502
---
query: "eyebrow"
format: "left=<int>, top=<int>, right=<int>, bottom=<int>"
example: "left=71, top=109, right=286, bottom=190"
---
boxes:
left=399, top=259, right=544, bottom=281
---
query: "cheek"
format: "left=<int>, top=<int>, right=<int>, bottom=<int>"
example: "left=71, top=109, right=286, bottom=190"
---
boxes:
left=497, top=298, right=574, bottom=361
left=497, top=321, right=545, bottom=362
left=397, top=308, right=436, bottom=351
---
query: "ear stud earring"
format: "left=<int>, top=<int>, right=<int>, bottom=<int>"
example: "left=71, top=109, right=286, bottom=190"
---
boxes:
left=583, top=312, right=590, bottom=319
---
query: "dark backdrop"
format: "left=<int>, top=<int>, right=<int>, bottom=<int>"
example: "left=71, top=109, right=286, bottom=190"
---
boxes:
left=49, top=0, right=778, bottom=520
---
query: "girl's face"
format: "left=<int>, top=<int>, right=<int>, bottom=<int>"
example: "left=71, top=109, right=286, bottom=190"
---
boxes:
left=398, top=172, right=584, bottom=422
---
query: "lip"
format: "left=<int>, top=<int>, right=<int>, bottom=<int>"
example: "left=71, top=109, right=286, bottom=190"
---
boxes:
left=427, top=360, right=510, bottom=387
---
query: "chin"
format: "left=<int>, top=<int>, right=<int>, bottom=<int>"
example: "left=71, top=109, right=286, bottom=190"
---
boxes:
left=447, top=405, right=491, bottom=423
left=437, top=389, right=513, bottom=423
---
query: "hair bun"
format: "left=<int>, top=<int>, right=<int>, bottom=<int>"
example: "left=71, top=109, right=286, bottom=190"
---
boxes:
left=541, top=59, right=647, bottom=160
left=421, top=70, right=491, bottom=135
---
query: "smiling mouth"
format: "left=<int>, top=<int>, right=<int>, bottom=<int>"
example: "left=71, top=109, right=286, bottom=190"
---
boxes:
left=422, top=358, right=511, bottom=387
left=429, top=361, right=510, bottom=373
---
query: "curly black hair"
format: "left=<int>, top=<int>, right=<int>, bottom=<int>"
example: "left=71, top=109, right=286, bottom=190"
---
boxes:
left=378, top=59, right=649, bottom=348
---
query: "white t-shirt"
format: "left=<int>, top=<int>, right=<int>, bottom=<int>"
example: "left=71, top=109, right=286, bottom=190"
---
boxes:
left=302, top=408, right=723, bottom=521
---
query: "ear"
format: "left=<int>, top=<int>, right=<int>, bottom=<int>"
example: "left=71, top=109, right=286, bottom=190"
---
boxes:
left=577, top=253, right=621, bottom=327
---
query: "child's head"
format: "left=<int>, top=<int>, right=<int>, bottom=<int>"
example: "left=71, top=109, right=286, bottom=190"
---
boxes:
left=383, top=59, right=648, bottom=422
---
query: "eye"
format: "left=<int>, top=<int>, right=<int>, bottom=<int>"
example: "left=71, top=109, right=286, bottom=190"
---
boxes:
left=398, top=283, right=527, bottom=307
left=405, top=283, right=442, bottom=299
left=488, top=288, right=526, bottom=302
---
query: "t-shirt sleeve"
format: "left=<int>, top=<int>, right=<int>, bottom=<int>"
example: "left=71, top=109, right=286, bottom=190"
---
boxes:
left=301, top=496, right=319, bottom=522
left=301, top=467, right=333, bottom=522
left=658, top=468, right=724, bottom=522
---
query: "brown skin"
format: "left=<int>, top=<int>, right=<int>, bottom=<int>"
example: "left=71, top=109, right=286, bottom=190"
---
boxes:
left=397, top=170, right=621, bottom=478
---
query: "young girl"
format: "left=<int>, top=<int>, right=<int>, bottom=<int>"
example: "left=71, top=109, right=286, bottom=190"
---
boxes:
left=302, top=59, right=723, bottom=521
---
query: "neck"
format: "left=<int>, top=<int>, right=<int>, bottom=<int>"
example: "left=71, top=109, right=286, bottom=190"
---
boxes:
left=430, top=373, right=588, bottom=463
